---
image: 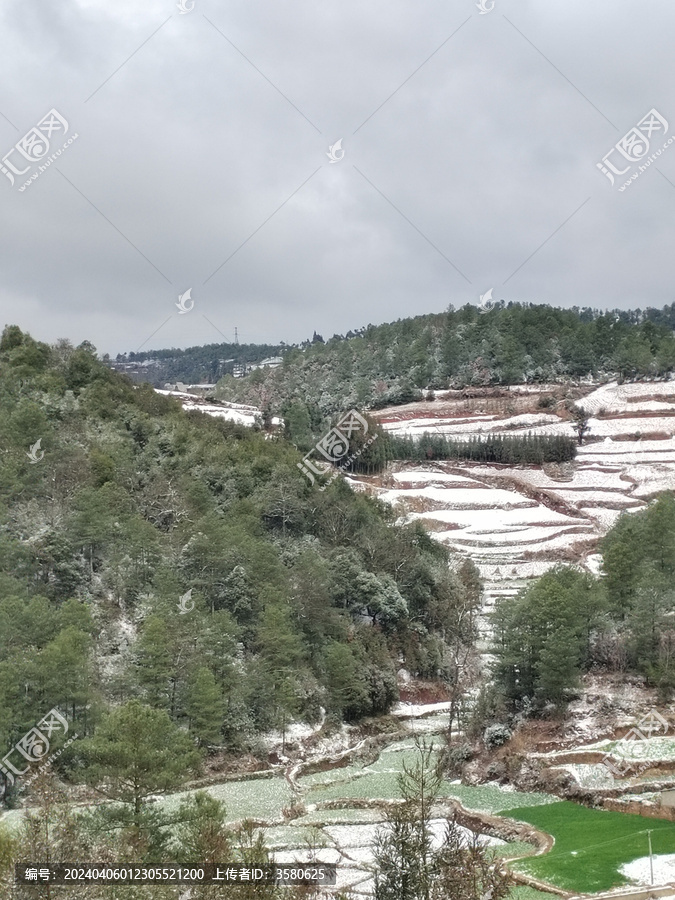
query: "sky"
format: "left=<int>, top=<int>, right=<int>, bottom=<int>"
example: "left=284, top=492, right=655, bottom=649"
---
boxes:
left=1, top=0, right=674, bottom=356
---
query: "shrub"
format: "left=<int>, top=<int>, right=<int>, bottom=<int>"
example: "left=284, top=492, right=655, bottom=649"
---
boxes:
left=483, top=723, right=512, bottom=750
left=442, top=742, right=474, bottom=777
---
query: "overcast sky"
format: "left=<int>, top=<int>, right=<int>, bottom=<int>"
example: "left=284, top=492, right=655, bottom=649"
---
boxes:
left=1, top=0, right=673, bottom=356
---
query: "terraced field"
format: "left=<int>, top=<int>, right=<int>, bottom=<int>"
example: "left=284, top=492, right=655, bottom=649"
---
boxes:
left=364, top=381, right=675, bottom=639
left=501, top=800, right=675, bottom=894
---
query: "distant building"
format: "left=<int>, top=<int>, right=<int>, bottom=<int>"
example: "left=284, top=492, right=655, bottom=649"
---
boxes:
left=109, top=360, right=157, bottom=383
left=163, top=383, right=216, bottom=397
left=249, top=356, right=283, bottom=372
left=232, top=356, right=283, bottom=377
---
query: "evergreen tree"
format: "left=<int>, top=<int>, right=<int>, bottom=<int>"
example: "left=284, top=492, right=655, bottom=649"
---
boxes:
left=185, top=666, right=224, bottom=748
left=374, top=740, right=509, bottom=900
left=536, top=625, right=582, bottom=707
left=134, top=615, right=175, bottom=713
left=323, top=643, right=370, bottom=720
left=81, top=700, right=200, bottom=826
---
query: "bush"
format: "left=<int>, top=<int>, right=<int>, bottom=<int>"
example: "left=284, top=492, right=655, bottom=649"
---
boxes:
left=442, top=742, right=474, bottom=777
left=483, top=723, right=512, bottom=750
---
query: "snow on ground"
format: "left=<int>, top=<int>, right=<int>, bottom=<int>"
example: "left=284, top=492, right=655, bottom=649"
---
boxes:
left=546, top=489, right=641, bottom=508
left=391, top=701, right=453, bottom=718
left=470, top=464, right=629, bottom=491
left=419, top=506, right=585, bottom=528
left=154, top=389, right=273, bottom=426
left=620, top=852, right=675, bottom=886
left=585, top=553, right=604, bottom=575
left=364, top=385, right=675, bottom=641
left=378, top=486, right=536, bottom=509
left=579, top=438, right=675, bottom=459
left=573, top=417, right=675, bottom=439
left=390, top=471, right=477, bottom=485
left=182, top=403, right=259, bottom=425
left=382, top=413, right=560, bottom=437
left=262, top=708, right=327, bottom=750
left=578, top=381, right=675, bottom=415
left=582, top=736, right=675, bottom=760
left=555, top=763, right=617, bottom=789
left=439, top=525, right=591, bottom=548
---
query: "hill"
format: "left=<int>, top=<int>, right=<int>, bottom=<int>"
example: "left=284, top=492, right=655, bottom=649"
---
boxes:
left=0, top=324, right=479, bottom=808
left=209, top=302, right=675, bottom=419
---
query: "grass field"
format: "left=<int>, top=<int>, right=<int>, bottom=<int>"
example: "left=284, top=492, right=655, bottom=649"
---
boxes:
left=508, top=888, right=556, bottom=900
left=501, top=800, right=675, bottom=893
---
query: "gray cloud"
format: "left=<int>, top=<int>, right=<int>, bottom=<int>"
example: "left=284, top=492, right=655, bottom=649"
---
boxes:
left=0, top=0, right=674, bottom=354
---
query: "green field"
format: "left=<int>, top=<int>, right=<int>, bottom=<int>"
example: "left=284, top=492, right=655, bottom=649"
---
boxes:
left=501, top=800, right=675, bottom=893
left=303, top=740, right=556, bottom=814
left=162, top=777, right=294, bottom=822
left=508, top=888, right=555, bottom=900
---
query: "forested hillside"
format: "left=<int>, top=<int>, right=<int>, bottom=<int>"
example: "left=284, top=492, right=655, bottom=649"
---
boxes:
left=212, top=303, right=675, bottom=417
left=0, top=325, right=480, bottom=812
left=490, top=494, right=675, bottom=715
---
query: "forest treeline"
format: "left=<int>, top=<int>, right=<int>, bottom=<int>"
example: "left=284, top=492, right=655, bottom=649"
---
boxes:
left=383, top=433, right=577, bottom=466
left=211, top=302, right=675, bottom=416
left=281, top=415, right=577, bottom=477
left=0, top=326, right=480, bottom=813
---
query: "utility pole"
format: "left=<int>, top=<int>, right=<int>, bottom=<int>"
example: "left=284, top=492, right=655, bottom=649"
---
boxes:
left=648, top=829, right=654, bottom=886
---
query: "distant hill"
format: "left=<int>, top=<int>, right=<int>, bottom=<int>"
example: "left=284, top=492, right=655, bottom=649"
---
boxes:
left=209, top=301, right=675, bottom=418
left=108, top=340, right=289, bottom=387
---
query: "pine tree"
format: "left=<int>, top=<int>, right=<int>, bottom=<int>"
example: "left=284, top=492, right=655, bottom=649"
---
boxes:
left=324, top=643, right=370, bottom=720
left=81, top=699, right=200, bottom=827
left=374, top=740, right=510, bottom=900
left=185, top=666, right=224, bottom=748
left=535, top=625, right=581, bottom=707
left=134, top=615, right=175, bottom=713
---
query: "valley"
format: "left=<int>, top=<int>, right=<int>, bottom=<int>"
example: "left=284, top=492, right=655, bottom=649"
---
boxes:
left=150, top=377, right=675, bottom=896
